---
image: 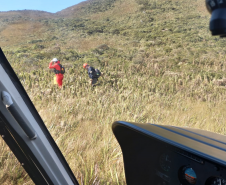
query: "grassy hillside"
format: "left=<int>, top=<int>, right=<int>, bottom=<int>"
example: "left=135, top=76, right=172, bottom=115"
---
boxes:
left=1, top=0, right=226, bottom=184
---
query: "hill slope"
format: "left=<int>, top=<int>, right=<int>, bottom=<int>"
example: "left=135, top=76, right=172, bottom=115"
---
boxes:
left=1, top=0, right=226, bottom=185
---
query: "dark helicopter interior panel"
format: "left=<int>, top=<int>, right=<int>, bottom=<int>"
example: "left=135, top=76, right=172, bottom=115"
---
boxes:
left=113, top=122, right=226, bottom=185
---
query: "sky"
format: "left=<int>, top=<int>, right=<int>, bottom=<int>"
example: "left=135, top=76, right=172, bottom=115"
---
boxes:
left=0, top=0, right=86, bottom=13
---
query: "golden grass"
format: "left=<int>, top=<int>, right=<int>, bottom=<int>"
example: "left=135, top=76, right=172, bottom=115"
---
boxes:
left=1, top=0, right=226, bottom=184
left=1, top=59, right=226, bottom=184
left=0, top=21, right=46, bottom=47
left=0, top=10, right=54, bottom=20
left=66, top=34, right=125, bottom=52
left=88, top=0, right=138, bottom=21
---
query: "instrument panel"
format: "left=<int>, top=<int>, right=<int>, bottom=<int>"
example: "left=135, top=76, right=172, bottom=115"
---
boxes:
left=153, top=148, right=226, bottom=185
left=112, top=121, right=226, bottom=185
left=155, top=149, right=226, bottom=185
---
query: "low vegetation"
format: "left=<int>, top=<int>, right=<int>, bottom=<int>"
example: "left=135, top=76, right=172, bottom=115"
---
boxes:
left=1, top=0, right=226, bottom=184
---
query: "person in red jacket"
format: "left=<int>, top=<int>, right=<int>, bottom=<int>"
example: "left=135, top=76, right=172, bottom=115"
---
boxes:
left=49, top=58, right=64, bottom=88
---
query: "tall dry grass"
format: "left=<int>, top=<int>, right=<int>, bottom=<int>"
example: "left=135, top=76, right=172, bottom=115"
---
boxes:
left=2, top=58, right=226, bottom=184
left=1, top=0, right=226, bottom=184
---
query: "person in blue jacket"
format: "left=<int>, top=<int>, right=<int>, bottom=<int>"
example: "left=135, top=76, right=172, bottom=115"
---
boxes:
left=83, top=63, right=101, bottom=86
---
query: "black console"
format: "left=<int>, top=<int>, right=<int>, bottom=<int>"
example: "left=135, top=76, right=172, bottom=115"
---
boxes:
left=112, top=121, right=226, bottom=185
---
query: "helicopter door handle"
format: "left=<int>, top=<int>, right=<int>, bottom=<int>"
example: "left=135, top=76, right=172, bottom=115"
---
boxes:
left=1, top=91, right=37, bottom=140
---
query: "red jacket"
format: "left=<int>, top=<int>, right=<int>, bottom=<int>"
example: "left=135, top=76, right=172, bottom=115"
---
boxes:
left=49, top=61, right=63, bottom=76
